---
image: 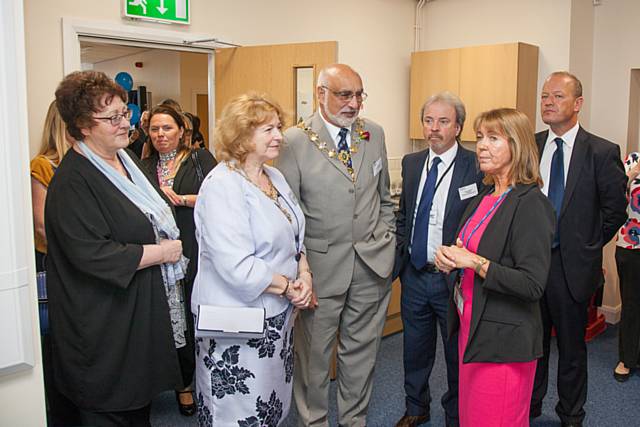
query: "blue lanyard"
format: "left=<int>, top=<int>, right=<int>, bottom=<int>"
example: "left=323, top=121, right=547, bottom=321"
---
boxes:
left=459, top=187, right=512, bottom=249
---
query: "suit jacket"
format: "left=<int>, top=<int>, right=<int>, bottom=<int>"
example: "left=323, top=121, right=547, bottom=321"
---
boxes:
left=536, top=127, right=627, bottom=302
left=394, top=144, right=483, bottom=279
left=447, top=183, right=556, bottom=363
left=276, top=112, right=396, bottom=297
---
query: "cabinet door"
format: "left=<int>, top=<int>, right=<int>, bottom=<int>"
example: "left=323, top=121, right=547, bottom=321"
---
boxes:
left=459, top=44, right=519, bottom=141
left=215, top=41, right=337, bottom=128
left=409, top=49, right=461, bottom=139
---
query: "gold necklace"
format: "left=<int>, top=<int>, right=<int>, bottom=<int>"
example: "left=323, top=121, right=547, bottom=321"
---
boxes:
left=227, top=162, right=292, bottom=223
left=298, top=117, right=369, bottom=182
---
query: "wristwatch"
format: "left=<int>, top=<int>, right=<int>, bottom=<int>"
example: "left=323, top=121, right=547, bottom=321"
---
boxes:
left=474, top=256, right=488, bottom=274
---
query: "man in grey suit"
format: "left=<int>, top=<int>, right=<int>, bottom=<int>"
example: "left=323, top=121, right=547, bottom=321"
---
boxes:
left=276, top=63, right=396, bottom=427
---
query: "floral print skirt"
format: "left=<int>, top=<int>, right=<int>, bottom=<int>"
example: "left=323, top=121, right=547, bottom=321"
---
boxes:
left=195, top=306, right=294, bottom=427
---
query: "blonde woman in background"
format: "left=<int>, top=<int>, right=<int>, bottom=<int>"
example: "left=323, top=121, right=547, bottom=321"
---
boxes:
left=30, top=100, right=71, bottom=272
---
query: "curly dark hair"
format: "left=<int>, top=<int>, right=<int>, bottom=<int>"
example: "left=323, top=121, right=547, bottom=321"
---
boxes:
left=54, top=71, right=127, bottom=140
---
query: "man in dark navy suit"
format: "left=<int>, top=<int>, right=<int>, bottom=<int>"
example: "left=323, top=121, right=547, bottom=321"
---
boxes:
left=530, top=71, right=627, bottom=427
left=394, top=92, right=482, bottom=427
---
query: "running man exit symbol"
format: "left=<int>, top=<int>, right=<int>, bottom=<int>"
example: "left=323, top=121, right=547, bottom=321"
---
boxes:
left=124, top=0, right=190, bottom=24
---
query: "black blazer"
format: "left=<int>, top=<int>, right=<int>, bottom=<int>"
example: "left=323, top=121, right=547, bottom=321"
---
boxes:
left=394, top=144, right=482, bottom=279
left=447, top=183, right=555, bottom=363
left=142, top=148, right=217, bottom=282
left=536, top=127, right=627, bottom=302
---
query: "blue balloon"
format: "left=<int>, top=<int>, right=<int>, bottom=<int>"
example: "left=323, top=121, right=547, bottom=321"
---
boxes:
left=128, top=103, right=141, bottom=126
left=115, top=72, right=133, bottom=91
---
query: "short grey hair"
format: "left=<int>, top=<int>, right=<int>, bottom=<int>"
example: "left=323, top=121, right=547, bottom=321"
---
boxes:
left=420, top=91, right=466, bottom=138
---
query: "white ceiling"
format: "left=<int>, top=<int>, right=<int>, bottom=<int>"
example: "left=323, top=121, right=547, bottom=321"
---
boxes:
left=80, top=41, right=153, bottom=65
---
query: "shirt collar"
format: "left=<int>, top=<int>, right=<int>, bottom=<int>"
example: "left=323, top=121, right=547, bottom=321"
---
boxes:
left=428, top=142, right=458, bottom=169
left=546, top=121, right=579, bottom=149
left=319, top=109, right=348, bottom=143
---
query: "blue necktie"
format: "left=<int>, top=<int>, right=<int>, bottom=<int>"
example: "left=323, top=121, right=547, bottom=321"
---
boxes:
left=548, top=137, right=565, bottom=247
left=411, top=156, right=442, bottom=269
left=337, top=128, right=352, bottom=170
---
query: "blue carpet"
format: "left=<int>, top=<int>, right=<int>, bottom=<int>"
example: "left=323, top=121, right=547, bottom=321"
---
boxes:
left=151, top=324, right=638, bottom=426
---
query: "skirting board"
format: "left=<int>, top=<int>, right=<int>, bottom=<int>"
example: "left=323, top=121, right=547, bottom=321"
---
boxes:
left=599, top=304, right=621, bottom=324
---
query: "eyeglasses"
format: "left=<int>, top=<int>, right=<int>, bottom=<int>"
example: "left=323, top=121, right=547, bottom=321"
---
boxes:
left=94, top=110, right=133, bottom=126
left=321, top=86, right=368, bottom=102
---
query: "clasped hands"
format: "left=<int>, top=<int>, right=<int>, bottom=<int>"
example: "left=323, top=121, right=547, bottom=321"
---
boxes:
left=435, top=238, right=479, bottom=273
left=285, top=272, right=317, bottom=310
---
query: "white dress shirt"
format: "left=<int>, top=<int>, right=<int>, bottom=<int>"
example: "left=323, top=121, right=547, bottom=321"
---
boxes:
left=410, top=143, right=459, bottom=263
left=540, top=122, right=579, bottom=196
left=320, top=110, right=352, bottom=148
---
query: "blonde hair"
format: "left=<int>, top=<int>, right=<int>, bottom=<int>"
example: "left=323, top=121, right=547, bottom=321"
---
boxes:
left=474, top=108, right=541, bottom=187
left=214, top=92, right=284, bottom=164
left=37, top=101, right=70, bottom=165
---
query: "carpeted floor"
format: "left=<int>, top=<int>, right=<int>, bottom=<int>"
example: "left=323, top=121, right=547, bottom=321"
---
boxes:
left=151, top=324, right=638, bottom=426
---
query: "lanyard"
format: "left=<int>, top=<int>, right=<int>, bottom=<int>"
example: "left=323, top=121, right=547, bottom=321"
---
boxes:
left=276, top=190, right=303, bottom=261
left=424, top=152, right=455, bottom=194
left=459, top=187, right=512, bottom=249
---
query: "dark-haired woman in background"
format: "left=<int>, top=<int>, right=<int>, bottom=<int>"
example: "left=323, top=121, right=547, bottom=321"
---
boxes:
left=185, top=112, right=206, bottom=149
left=142, top=104, right=217, bottom=416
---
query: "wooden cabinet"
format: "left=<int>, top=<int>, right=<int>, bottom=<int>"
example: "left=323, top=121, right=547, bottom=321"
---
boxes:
left=383, top=278, right=402, bottom=336
left=410, top=42, right=539, bottom=142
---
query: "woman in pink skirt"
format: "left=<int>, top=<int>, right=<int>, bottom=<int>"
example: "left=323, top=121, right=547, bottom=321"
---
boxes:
left=435, top=108, right=555, bottom=427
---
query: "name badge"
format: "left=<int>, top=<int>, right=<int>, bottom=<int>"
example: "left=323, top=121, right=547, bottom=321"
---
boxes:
left=458, top=183, right=478, bottom=200
left=373, top=157, right=383, bottom=177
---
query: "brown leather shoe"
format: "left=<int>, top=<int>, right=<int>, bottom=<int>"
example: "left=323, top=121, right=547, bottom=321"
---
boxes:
left=395, top=414, right=430, bottom=427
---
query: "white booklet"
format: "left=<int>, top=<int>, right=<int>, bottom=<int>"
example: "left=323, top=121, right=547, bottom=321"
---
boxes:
left=195, top=305, right=266, bottom=339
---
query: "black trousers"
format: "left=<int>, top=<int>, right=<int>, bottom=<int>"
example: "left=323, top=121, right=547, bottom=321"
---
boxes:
left=176, top=276, right=196, bottom=388
left=531, top=248, right=589, bottom=424
left=76, top=405, right=151, bottom=427
left=400, top=264, right=458, bottom=424
left=615, top=246, right=640, bottom=368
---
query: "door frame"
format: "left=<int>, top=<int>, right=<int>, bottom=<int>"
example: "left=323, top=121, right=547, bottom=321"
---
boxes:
left=62, top=17, right=222, bottom=145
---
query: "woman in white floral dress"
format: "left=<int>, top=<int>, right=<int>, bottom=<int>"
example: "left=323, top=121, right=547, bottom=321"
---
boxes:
left=192, top=93, right=315, bottom=426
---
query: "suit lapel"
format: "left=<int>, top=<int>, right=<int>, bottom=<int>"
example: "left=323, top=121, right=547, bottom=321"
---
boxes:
left=443, top=146, right=467, bottom=220
left=561, top=127, right=588, bottom=217
left=172, top=154, right=189, bottom=191
left=406, top=150, right=430, bottom=237
left=309, top=114, right=352, bottom=181
left=466, top=187, right=520, bottom=343
left=536, top=130, right=548, bottom=159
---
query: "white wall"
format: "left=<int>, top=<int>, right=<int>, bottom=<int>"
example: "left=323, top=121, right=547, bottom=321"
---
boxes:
left=92, top=49, right=181, bottom=105
left=0, top=0, right=47, bottom=425
left=419, top=0, right=573, bottom=132
left=23, top=0, right=416, bottom=157
left=592, top=0, right=640, bottom=154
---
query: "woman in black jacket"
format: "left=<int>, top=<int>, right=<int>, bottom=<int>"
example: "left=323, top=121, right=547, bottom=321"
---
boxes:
left=142, top=105, right=217, bottom=416
left=435, top=108, right=555, bottom=427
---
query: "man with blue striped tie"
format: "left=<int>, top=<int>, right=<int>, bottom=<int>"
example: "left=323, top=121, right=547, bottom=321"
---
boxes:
left=393, top=92, right=482, bottom=427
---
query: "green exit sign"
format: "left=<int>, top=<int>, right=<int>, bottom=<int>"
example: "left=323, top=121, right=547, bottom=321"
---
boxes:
left=124, top=0, right=190, bottom=25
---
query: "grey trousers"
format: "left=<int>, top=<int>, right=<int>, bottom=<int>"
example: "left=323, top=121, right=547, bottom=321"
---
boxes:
left=293, top=255, right=392, bottom=427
